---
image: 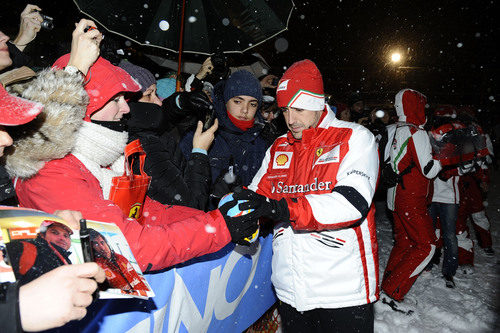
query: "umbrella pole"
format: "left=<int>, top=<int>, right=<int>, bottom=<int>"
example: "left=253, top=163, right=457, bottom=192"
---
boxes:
left=176, top=0, right=187, bottom=91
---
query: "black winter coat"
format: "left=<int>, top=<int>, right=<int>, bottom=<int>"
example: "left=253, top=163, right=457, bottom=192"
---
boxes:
left=127, top=102, right=211, bottom=210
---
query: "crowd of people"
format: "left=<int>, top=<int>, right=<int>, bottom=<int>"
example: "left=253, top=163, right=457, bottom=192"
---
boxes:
left=0, top=4, right=496, bottom=332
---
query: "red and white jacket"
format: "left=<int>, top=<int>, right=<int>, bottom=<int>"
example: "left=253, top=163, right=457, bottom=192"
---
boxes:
left=385, top=89, right=442, bottom=210
left=249, top=106, right=379, bottom=311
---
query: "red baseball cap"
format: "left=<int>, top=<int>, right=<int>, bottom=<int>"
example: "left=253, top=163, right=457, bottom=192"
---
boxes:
left=0, top=84, right=43, bottom=126
left=53, top=54, right=141, bottom=121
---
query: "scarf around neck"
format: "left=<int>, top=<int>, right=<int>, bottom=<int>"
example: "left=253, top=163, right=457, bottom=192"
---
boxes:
left=72, top=121, right=128, bottom=199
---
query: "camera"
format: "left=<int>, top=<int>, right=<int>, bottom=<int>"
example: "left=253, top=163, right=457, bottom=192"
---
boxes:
left=33, top=10, right=54, bottom=30
left=84, top=26, right=97, bottom=33
left=208, top=51, right=230, bottom=81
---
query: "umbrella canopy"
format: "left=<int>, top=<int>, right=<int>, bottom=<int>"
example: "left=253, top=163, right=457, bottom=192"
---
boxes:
left=73, top=0, right=295, bottom=55
left=146, top=52, right=271, bottom=77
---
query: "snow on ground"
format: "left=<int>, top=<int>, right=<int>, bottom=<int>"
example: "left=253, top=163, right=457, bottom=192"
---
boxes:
left=374, top=169, right=500, bottom=333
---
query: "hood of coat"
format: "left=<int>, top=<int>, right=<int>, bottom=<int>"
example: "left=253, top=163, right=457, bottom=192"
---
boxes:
left=394, top=88, right=427, bottom=126
left=212, top=80, right=265, bottom=139
left=2, top=69, right=88, bottom=179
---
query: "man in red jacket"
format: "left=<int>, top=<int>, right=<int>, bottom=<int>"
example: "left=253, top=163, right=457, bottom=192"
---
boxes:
left=233, top=60, right=379, bottom=332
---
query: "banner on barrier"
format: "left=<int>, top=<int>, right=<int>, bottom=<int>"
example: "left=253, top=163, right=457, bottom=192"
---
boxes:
left=78, top=235, right=276, bottom=332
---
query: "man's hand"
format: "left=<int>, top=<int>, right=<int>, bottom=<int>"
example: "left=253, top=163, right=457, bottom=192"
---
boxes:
left=19, top=263, right=105, bottom=332
left=260, top=74, right=278, bottom=89
left=12, top=4, right=42, bottom=51
left=67, top=19, right=103, bottom=76
left=53, top=210, right=83, bottom=230
left=219, top=199, right=259, bottom=246
left=196, top=57, right=214, bottom=80
left=192, top=119, right=218, bottom=151
left=232, top=187, right=289, bottom=222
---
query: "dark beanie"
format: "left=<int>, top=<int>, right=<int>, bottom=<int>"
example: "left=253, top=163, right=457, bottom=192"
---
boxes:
left=118, top=60, right=156, bottom=93
left=223, top=70, right=262, bottom=107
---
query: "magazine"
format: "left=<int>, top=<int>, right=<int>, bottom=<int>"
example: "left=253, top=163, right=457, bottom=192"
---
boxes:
left=0, top=206, right=154, bottom=299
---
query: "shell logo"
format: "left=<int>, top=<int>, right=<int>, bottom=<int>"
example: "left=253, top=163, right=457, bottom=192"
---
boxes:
left=276, top=154, right=289, bottom=166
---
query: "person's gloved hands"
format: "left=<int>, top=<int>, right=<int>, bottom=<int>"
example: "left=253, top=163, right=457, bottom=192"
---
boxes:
left=219, top=199, right=259, bottom=246
left=178, top=90, right=213, bottom=115
left=458, top=160, right=476, bottom=175
left=232, top=187, right=290, bottom=223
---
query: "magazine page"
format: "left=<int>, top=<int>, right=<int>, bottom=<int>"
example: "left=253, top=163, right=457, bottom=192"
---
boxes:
left=0, top=206, right=154, bottom=299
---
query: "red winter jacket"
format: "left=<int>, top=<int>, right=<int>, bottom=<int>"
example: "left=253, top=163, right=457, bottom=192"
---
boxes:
left=15, top=154, right=231, bottom=272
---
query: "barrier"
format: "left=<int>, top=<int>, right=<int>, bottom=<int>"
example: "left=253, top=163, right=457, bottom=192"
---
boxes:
left=72, top=235, right=276, bottom=332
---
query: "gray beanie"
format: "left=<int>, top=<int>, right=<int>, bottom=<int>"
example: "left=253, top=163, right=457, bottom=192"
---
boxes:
left=118, top=60, right=156, bottom=93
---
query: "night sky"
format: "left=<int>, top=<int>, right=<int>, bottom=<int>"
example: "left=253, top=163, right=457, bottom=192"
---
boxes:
left=1, top=0, right=498, bottom=110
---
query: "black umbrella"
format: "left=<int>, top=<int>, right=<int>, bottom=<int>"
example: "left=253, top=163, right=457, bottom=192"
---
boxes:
left=73, top=0, right=294, bottom=55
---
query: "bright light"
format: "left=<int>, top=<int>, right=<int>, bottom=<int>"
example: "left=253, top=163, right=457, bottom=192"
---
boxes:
left=391, top=52, right=402, bottom=63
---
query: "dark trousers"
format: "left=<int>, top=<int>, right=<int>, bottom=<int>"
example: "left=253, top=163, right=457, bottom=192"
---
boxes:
left=278, top=301, right=374, bottom=333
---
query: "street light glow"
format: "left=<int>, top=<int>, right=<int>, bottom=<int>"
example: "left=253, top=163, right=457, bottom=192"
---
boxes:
left=391, top=52, right=402, bottom=63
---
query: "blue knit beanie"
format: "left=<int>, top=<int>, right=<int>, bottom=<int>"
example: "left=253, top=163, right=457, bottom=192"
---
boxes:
left=223, top=70, right=262, bottom=107
left=156, top=78, right=177, bottom=99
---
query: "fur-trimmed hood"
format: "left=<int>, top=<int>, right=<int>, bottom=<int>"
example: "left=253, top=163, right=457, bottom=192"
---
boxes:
left=1, top=68, right=88, bottom=179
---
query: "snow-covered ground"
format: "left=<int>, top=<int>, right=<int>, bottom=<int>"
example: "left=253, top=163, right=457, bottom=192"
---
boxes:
left=374, top=169, right=500, bottom=332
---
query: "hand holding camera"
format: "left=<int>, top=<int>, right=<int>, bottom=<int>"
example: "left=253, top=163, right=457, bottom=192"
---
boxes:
left=196, top=57, right=214, bottom=80
left=193, top=118, right=219, bottom=151
left=12, top=4, right=47, bottom=51
left=67, top=19, right=103, bottom=76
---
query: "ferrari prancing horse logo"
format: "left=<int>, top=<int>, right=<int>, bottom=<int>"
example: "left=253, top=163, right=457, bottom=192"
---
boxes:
left=316, top=148, right=324, bottom=157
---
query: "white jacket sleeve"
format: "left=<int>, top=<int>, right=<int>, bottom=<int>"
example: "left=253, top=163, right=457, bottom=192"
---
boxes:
left=413, top=130, right=442, bottom=179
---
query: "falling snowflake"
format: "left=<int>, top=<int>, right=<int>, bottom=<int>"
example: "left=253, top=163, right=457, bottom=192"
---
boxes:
left=222, top=18, right=230, bottom=26
left=159, top=20, right=170, bottom=31
left=274, top=38, right=289, bottom=53
left=188, top=16, right=197, bottom=23
left=205, top=224, right=216, bottom=234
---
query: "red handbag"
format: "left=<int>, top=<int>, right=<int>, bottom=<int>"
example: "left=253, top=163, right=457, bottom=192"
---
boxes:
left=109, top=139, right=151, bottom=224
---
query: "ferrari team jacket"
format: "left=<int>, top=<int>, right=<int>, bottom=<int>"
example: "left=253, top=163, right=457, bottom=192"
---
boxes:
left=249, top=107, right=380, bottom=311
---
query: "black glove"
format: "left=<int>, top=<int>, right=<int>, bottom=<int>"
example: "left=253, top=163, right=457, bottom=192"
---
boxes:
left=178, top=91, right=213, bottom=116
left=232, top=187, right=290, bottom=223
left=219, top=199, right=259, bottom=246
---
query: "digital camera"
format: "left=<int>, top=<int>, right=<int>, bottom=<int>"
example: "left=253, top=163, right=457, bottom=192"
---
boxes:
left=33, top=10, right=54, bottom=30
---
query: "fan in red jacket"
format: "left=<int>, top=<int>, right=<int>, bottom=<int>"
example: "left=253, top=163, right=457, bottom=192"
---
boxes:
left=381, top=89, right=442, bottom=306
left=5, top=53, right=258, bottom=273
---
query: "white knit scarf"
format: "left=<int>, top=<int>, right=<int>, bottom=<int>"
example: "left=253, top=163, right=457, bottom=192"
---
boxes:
left=72, top=121, right=128, bottom=199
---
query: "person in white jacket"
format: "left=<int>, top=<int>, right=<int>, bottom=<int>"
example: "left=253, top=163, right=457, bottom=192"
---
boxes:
left=233, top=59, right=379, bottom=332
